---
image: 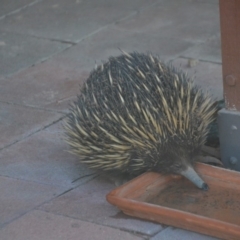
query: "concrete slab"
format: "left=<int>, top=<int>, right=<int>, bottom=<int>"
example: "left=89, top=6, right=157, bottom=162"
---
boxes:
left=0, top=0, right=37, bottom=18
left=171, top=58, right=223, bottom=100
left=0, top=102, right=62, bottom=149
left=151, top=227, right=219, bottom=240
left=0, top=210, right=144, bottom=240
left=39, top=177, right=163, bottom=236
left=0, top=0, right=158, bottom=42
left=182, top=35, right=222, bottom=64
left=0, top=31, right=70, bottom=77
left=0, top=121, right=95, bottom=187
left=0, top=176, right=65, bottom=226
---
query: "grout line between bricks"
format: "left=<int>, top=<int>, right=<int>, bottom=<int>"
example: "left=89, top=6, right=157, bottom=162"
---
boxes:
left=178, top=33, right=222, bottom=64
left=30, top=208, right=149, bottom=239
left=168, top=54, right=222, bottom=66
left=0, top=0, right=43, bottom=20
left=0, top=100, right=66, bottom=114
left=33, top=173, right=99, bottom=204
left=0, top=0, right=163, bottom=106
left=71, top=172, right=98, bottom=183
left=0, top=190, right=71, bottom=229
left=179, top=56, right=222, bottom=65
left=0, top=174, right=68, bottom=188
left=0, top=172, right=97, bottom=191
left=0, top=0, right=221, bottom=81
left=1, top=42, right=73, bottom=79
left=0, top=116, right=64, bottom=151
left=0, top=208, right=147, bottom=240
left=0, top=173, right=99, bottom=228
left=0, top=0, right=162, bottom=76
left=2, top=0, right=161, bottom=45
left=6, top=10, right=139, bottom=46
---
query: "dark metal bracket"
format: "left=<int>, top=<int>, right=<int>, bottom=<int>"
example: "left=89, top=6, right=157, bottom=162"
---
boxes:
left=218, top=109, right=240, bottom=171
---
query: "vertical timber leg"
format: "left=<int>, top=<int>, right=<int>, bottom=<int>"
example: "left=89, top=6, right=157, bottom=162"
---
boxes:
left=218, top=0, right=240, bottom=171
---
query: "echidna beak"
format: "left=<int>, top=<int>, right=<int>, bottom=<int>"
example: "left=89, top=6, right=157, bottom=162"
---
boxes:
left=180, top=166, right=209, bottom=191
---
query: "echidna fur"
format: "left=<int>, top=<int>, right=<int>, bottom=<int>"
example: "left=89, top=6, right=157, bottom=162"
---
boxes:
left=64, top=51, right=217, bottom=190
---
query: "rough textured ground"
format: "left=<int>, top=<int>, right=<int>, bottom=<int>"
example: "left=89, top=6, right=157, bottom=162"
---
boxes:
left=0, top=0, right=222, bottom=239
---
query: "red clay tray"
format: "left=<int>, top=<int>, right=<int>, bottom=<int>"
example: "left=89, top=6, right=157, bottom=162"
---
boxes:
left=106, top=163, right=240, bottom=240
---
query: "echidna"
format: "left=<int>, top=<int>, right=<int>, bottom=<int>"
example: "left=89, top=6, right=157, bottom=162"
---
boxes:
left=64, top=51, right=216, bottom=191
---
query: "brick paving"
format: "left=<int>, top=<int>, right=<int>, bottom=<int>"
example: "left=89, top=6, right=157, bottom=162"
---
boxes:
left=0, top=0, right=222, bottom=239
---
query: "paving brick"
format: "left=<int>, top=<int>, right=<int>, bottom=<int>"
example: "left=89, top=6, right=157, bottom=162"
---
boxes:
left=47, top=25, right=195, bottom=67
left=39, top=177, right=163, bottom=236
left=0, top=0, right=157, bottom=42
left=0, top=58, right=90, bottom=112
left=151, top=227, right=219, bottom=240
left=0, top=0, right=221, bottom=111
left=0, top=102, right=61, bottom=149
left=0, top=121, right=94, bottom=187
left=0, top=176, right=65, bottom=226
left=171, top=58, right=223, bottom=100
left=0, top=26, right=194, bottom=112
left=0, top=30, right=70, bottom=77
left=182, top=35, right=222, bottom=64
left=160, top=0, right=219, bottom=5
left=0, top=33, right=193, bottom=112
left=117, top=0, right=220, bottom=44
left=38, top=0, right=220, bottom=69
left=0, top=210, right=143, bottom=240
left=0, top=0, right=36, bottom=18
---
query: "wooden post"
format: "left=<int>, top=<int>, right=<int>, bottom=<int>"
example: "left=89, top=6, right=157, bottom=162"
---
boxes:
left=218, top=0, right=240, bottom=171
left=219, top=0, right=240, bottom=110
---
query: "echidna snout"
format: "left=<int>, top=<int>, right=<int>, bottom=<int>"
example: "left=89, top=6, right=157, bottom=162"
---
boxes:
left=154, top=149, right=208, bottom=190
left=179, top=166, right=208, bottom=191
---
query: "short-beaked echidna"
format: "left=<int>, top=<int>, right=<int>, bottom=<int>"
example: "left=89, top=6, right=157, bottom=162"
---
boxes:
left=64, top=51, right=216, bottom=190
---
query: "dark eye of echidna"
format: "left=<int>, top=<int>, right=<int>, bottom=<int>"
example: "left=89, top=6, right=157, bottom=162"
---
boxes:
left=64, top=51, right=216, bottom=191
